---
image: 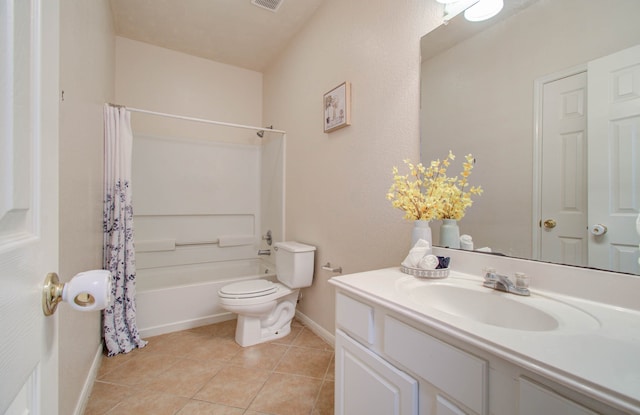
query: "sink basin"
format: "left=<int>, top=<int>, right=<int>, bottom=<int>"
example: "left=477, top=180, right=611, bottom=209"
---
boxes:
left=398, top=278, right=600, bottom=332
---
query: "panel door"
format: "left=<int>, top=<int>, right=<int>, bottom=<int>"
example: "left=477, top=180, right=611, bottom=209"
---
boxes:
left=587, top=44, right=640, bottom=274
left=335, top=330, right=418, bottom=415
left=519, top=378, right=597, bottom=415
left=0, top=0, right=59, bottom=413
left=540, top=71, right=588, bottom=267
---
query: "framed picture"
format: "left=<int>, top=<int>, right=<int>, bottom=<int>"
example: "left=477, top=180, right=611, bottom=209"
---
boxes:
left=323, top=81, right=351, bottom=133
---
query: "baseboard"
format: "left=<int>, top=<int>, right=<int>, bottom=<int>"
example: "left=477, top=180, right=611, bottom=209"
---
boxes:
left=73, top=343, right=104, bottom=415
left=295, top=310, right=335, bottom=347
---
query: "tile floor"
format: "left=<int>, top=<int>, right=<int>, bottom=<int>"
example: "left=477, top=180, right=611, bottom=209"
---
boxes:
left=84, top=319, right=334, bottom=415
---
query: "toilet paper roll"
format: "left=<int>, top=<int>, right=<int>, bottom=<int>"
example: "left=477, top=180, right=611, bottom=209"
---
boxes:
left=62, top=270, right=113, bottom=312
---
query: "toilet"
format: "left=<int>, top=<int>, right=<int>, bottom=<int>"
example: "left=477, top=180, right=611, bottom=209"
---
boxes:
left=218, top=241, right=316, bottom=347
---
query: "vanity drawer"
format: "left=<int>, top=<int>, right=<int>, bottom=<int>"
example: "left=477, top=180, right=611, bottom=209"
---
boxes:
left=383, top=316, right=488, bottom=414
left=336, top=293, right=375, bottom=345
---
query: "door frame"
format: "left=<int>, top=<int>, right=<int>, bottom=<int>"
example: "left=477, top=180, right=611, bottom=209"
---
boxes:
left=532, top=63, right=587, bottom=260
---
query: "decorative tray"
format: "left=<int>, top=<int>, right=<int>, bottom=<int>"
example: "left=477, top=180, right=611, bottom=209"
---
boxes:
left=400, top=265, right=449, bottom=279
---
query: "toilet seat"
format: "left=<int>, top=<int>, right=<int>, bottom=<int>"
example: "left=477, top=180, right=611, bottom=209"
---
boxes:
left=218, top=279, right=278, bottom=299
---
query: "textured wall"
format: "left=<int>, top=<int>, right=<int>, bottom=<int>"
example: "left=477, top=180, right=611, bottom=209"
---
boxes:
left=263, top=0, right=444, bottom=334
left=115, top=37, right=263, bottom=143
left=58, top=1, right=115, bottom=414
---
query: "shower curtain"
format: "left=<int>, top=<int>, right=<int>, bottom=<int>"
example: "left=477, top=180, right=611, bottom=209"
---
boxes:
left=102, top=105, right=147, bottom=356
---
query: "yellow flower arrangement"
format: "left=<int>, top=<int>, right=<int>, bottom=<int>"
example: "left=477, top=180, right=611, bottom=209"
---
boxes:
left=386, top=151, right=483, bottom=221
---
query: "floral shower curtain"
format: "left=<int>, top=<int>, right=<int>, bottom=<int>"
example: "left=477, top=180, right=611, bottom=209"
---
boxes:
left=102, top=104, right=147, bottom=356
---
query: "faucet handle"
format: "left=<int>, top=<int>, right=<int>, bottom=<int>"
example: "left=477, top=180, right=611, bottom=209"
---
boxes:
left=483, top=267, right=497, bottom=280
left=514, top=272, right=529, bottom=289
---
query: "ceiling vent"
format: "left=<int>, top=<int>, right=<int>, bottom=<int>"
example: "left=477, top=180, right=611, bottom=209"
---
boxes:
left=251, top=0, right=283, bottom=12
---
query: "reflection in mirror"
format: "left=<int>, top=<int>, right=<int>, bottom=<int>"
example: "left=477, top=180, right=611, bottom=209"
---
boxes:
left=420, top=0, right=640, bottom=274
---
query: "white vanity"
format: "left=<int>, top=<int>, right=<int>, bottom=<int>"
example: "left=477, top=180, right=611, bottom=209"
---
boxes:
left=329, top=250, right=640, bottom=415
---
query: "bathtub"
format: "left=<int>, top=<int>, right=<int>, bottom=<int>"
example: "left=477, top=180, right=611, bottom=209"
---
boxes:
left=135, top=259, right=276, bottom=337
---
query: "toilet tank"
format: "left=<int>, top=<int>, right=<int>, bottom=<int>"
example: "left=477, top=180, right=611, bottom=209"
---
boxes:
left=274, top=241, right=316, bottom=288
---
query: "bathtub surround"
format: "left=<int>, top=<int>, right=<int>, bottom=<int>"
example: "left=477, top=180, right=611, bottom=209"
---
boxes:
left=102, top=105, right=147, bottom=356
left=131, top=131, right=285, bottom=336
left=114, top=39, right=286, bottom=337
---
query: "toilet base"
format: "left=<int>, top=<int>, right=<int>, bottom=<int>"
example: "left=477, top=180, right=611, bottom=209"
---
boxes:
left=234, top=291, right=299, bottom=347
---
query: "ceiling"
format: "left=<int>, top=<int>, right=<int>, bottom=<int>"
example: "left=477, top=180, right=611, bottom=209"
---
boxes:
left=109, top=0, right=326, bottom=72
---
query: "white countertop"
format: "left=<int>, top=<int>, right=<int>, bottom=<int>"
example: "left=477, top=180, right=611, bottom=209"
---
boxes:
left=330, top=267, right=640, bottom=414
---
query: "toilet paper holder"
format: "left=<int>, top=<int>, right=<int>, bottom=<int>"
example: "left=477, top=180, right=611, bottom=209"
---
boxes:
left=42, top=270, right=113, bottom=316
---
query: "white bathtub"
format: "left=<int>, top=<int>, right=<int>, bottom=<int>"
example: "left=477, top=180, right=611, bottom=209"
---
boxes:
left=135, top=259, right=276, bottom=337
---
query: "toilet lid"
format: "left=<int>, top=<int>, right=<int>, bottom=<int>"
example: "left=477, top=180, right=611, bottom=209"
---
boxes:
left=219, top=280, right=277, bottom=298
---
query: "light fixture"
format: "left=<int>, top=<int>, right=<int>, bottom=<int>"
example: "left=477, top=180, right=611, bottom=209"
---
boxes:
left=464, top=0, right=504, bottom=22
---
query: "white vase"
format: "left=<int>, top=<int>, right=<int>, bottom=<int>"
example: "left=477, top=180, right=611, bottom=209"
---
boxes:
left=411, top=220, right=432, bottom=248
left=439, top=219, right=460, bottom=249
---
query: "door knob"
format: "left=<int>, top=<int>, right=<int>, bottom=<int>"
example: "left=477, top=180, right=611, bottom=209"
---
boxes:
left=543, top=219, right=557, bottom=229
left=589, top=224, right=608, bottom=236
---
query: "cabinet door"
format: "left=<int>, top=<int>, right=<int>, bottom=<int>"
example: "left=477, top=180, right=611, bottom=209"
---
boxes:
left=335, top=330, right=418, bottom=415
left=519, top=378, right=597, bottom=415
left=437, top=395, right=469, bottom=415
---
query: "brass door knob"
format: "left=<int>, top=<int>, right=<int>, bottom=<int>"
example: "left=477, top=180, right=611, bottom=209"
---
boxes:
left=543, top=219, right=557, bottom=229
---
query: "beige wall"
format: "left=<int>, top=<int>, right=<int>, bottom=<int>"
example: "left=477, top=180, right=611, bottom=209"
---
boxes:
left=58, top=0, right=114, bottom=414
left=115, top=37, right=262, bottom=143
left=263, top=0, right=443, bottom=333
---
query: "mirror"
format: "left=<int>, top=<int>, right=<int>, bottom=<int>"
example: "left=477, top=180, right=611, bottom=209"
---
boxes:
left=420, top=0, right=640, bottom=274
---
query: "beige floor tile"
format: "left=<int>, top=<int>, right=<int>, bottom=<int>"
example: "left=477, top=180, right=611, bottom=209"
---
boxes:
left=312, top=381, right=335, bottom=415
left=325, top=355, right=335, bottom=381
left=97, top=349, right=139, bottom=379
left=209, top=319, right=238, bottom=338
left=193, top=365, right=271, bottom=408
left=86, top=320, right=335, bottom=414
left=271, top=325, right=303, bottom=346
left=248, top=372, right=323, bottom=415
left=176, top=400, right=245, bottom=414
left=145, top=331, right=211, bottom=357
left=293, top=328, right=332, bottom=351
left=99, top=353, right=181, bottom=386
left=141, top=357, right=226, bottom=397
left=276, top=346, right=333, bottom=379
left=106, top=389, right=189, bottom=415
left=187, top=335, right=242, bottom=361
left=83, top=381, right=133, bottom=415
left=230, top=342, right=288, bottom=370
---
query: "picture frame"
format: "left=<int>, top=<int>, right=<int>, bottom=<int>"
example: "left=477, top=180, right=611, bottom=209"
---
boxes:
left=323, top=81, right=351, bottom=133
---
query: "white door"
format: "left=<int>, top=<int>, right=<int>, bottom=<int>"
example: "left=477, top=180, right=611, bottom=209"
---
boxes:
left=1, top=0, right=59, bottom=413
left=588, top=44, right=640, bottom=274
left=539, top=72, right=588, bottom=267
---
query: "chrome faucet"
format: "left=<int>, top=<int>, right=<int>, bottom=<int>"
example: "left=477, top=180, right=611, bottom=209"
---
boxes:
left=483, top=268, right=530, bottom=296
left=257, top=249, right=271, bottom=256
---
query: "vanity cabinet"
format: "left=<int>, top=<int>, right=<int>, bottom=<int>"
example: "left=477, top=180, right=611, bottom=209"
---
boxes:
left=335, top=330, right=418, bottom=414
left=335, top=292, right=487, bottom=415
left=518, top=377, right=597, bottom=415
left=333, top=288, right=624, bottom=415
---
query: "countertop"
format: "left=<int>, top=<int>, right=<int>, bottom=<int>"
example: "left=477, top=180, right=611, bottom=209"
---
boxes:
left=329, top=267, right=640, bottom=414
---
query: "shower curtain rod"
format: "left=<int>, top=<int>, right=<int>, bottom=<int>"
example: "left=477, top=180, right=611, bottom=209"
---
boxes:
left=106, top=103, right=286, bottom=135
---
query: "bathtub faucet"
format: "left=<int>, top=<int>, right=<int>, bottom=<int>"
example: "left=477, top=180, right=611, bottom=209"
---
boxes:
left=257, top=249, right=271, bottom=256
